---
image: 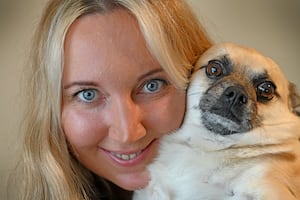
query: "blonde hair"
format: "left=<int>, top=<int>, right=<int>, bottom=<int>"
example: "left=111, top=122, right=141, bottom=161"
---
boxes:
left=13, top=0, right=211, bottom=199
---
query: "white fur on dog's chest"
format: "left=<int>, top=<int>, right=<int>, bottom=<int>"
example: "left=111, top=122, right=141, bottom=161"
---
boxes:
left=134, top=133, right=268, bottom=200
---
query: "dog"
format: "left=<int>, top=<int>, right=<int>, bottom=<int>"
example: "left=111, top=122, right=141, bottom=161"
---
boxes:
left=133, top=42, right=300, bottom=200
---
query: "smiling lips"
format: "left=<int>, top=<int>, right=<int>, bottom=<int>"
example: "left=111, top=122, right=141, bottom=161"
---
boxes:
left=103, top=139, right=157, bottom=164
left=111, top=151, right=143, bottom=161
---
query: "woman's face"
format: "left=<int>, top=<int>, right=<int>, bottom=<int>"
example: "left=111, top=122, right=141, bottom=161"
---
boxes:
left=62, top=9, right=186, bottom=190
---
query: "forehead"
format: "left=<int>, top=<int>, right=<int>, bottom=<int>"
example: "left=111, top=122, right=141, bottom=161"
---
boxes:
left=64, top=9, right=154, bottom=63
left=63, top=9, right=160, bottom=85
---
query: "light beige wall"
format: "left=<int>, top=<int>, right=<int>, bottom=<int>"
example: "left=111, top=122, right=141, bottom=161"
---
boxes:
left=0, top=0, right=48, bottom=199
left=1, top=0, right=299, bottom=199
left=188, top=0, right=300, bottom=87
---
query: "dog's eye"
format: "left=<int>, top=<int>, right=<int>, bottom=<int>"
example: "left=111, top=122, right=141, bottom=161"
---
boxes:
left=206, top=60, right=223, bottom=78
left=256, top=81, right=276, bottom=102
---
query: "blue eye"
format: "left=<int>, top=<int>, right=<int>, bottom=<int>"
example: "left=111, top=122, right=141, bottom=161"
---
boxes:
left=143, top=79, right=166, bottom=93
left=78, top=89, right=96, bottom=102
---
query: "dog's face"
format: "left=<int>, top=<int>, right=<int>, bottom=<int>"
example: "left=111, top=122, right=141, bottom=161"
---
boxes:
left=186, top=43, right=300, bottom=145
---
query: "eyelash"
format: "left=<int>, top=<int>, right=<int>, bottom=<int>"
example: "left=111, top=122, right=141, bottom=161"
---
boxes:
left=73, top=88, right=99, bottom=104
left=140, top=78, right=169, bottom=94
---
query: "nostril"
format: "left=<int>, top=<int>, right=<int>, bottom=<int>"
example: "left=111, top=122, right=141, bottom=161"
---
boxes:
left=226, top=91, right=235, bottom=99
left=239, top=95, right=247, bottom=104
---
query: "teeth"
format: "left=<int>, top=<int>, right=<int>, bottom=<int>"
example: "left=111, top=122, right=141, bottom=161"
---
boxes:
left=112, top=151, right=142, bottom=161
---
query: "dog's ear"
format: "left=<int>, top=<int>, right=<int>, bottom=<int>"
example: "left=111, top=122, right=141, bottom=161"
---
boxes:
left=289, top=82, right=300, bottom=116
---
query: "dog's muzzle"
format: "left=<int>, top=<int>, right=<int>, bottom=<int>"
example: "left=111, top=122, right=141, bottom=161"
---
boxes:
left=199, top=83, right=257, bottom=135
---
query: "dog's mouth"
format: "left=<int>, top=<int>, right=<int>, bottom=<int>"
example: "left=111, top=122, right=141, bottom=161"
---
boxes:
left=201, top=112, right=252, bottom=135
left=200, top=85, right=257, bottom=135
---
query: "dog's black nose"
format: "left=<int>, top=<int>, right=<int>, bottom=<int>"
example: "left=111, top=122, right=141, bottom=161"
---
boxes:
left=223, top=86, right=248, bottom=107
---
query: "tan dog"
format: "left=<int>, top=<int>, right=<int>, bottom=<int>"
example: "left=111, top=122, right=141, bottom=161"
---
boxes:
left=134, top=43, right=300, bottom=200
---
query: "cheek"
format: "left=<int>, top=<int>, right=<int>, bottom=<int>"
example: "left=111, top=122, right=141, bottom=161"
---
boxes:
left=61, top=108, right=107, bottom=153
left=145, top=90, right=186, bottom=135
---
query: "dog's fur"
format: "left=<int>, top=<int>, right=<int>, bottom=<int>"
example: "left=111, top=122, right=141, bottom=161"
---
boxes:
left=133, top=43, right=300, bottom=200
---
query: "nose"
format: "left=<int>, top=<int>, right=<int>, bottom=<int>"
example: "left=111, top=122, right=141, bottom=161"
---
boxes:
left=223, top=86, right=248, bottom=107
left=108, top=96, right=146, bottom=143
left=217, top=85, right=249, bottom=121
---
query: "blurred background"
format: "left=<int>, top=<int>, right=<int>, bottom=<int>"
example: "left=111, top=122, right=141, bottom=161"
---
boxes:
left=1, top=0, right=299, bottom=199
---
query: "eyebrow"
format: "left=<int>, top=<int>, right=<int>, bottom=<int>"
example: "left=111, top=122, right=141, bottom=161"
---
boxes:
left=251, top=70, right=269, bottom=86
left=63, top=81, right=98, bottom=90
left=137, top=68, right=164, bottom=82
left=63, top=68, right=165, bottom=90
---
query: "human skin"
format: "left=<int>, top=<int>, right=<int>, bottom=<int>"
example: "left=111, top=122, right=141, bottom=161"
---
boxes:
left=61, top=9, right=186, bottom=190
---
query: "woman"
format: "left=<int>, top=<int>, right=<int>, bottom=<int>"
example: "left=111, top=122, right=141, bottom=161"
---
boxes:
left=14, top=0, right=211, bottom=199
